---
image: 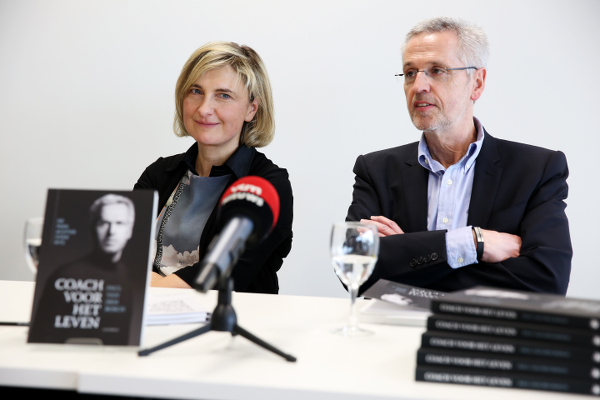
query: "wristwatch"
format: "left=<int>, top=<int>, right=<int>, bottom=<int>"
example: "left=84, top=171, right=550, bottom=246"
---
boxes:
left=473, top=226, right=484, bottom=261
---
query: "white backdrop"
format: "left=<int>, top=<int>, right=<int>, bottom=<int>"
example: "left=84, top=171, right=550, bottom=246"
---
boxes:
left=1, top=0, right=599, bottom=299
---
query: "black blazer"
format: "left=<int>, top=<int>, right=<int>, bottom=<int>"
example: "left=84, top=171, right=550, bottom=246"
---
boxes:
left=134, top=145, right=293, bottom=294
left=347, top=131, right=572, bottom=295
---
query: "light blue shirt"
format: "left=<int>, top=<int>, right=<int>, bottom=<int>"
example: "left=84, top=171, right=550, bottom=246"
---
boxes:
left=417, top=117, right=485, bottom=269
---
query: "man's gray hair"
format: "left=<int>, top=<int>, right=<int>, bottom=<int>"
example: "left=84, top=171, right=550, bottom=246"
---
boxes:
left=401, top=17, right=490, bottom=72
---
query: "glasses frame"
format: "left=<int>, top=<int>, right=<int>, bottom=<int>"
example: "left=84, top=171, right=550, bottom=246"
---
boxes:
left=395, top=66, right=478, bottom=83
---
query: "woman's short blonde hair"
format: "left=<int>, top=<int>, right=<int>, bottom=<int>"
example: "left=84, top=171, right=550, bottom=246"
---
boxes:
left=173, top=41, right=275, bottom=148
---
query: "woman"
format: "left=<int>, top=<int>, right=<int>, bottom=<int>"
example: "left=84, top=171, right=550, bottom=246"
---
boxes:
left=134, top=42, right=293, bottom=294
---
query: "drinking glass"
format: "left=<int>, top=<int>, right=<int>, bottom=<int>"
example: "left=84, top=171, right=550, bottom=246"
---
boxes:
left=330, top=221, right=379, bottom=337
left=24, top=217, right=43, bottom=274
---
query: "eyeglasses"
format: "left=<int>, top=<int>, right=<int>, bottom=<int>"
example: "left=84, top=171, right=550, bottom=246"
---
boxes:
left=395, top=66, right=478, bottom=84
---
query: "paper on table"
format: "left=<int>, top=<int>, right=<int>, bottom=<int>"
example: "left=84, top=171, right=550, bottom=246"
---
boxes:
left=146, top=292, right=211, bottom=325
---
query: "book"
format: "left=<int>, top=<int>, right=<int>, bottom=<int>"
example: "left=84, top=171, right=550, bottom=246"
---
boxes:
left=415, top=365, right=600, bottom=396
left=362, top=279, right=447, bottom=310
left=28, top=189, right=157, bottom=346
left=417, top=347, right=600, bottom=380
left=421, top=330, right=600, bottom=364
left=360, top=298, right=430, bottom=327
left=430, top=286, right=600, bottom=332
left=426, top=313, right=600, bottom=348
left=360, top=280, right=447, bottom=327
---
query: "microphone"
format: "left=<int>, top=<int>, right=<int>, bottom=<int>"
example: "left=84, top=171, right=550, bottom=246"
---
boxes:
left=194, top=176, right=280, bottom=293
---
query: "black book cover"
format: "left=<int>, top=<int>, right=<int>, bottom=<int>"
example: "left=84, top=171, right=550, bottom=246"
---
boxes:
left=417, top=347, right=600, bottom=380
left=421, top=330, right=600, bottom=364
left=362, top=279, right=447, bottom=310
left=415, top=365, right=600, bottom=396
left=28, top=189, right=157, bottom=346
left=427, top=313, right=600, bottom=348
left=430, top=286, right=600, bottom=332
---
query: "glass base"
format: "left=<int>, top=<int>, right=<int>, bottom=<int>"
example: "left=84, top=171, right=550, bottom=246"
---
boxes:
left=331, top=325, right=373, bottom=338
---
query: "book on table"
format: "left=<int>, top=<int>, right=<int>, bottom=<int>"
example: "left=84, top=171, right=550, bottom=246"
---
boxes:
left=360, top=279, right=447, bottom=327
left=426, top=313, right=600, bottom=348
left=430, top=286, right=600, bottom=332
left=416, top=346, right=600, bottom=380
left=415, top=364, right=600, bottom=396
left=28, top=188, right=157, bottom=346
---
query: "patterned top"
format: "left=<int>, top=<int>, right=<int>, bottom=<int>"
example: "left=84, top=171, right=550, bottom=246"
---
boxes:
left=153, top=169, right=230, bottom=276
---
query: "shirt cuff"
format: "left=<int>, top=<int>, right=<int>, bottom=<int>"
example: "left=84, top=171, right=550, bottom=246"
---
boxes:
left=446, top=226, right=478, bottom=269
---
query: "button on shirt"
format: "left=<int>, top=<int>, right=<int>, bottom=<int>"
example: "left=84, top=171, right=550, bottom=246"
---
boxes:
left=417, top=118, right=485, bottom=269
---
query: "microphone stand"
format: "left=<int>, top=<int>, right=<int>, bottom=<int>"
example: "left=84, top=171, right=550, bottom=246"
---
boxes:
left=138, top=277, right=297, bottom=362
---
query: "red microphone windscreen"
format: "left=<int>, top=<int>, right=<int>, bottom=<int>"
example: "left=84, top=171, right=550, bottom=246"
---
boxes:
left=219, top=176, right=280, bottom=230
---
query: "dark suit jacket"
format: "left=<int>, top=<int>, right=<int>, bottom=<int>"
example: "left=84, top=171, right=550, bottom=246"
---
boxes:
left=346, top=131, right=572, bottom=295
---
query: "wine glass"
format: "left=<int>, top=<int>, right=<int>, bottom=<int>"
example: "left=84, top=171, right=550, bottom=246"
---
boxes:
left=24, top=217, right=43, bottom=274
left=331, top=221, right=379, bottom=337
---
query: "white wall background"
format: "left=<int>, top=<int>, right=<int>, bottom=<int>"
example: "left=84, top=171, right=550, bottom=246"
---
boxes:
left=1, top=0, right=599, bottom=300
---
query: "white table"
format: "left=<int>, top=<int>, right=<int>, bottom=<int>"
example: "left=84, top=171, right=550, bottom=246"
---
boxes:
left=0, top=280, right=587, bottom=399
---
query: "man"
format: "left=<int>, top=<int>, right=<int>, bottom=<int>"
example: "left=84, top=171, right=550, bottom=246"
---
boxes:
left=346, top=17, right=572, bottom=295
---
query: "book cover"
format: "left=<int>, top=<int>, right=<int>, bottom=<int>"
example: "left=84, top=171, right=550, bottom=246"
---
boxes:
left=421, top=330, right=600, bottom=364
left=417, top=347, right=600, bottom=380
left=362, top=279, right=447, bottom=310
left=427, top=313, right=600, bottom=348
left=28, top=189, right=157, bottom=346
left=430, top=286, right=600, bottom=331
left=415, top=365, right=600, bottom=396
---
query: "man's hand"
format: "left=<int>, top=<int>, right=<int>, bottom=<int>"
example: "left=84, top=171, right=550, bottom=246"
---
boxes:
left=361, top=216, right=404, bottom=237
left=480, top=229, right=521, bottom=263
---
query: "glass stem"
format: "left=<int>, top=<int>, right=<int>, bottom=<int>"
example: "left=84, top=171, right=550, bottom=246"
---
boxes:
left=348, top=283, right=359, bottom=330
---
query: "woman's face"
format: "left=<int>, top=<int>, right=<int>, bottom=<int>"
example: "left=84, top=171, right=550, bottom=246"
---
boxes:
left=183, top=66, right=258, bottom=154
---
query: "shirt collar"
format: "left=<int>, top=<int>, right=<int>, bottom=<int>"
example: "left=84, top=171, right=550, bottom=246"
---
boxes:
left=181, top=143, right=254, bottom=179
left=418, top=117, right=485, bottom=174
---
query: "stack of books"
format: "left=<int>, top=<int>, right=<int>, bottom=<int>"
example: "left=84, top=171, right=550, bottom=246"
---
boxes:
left=415, top=286, right=600, bottom=396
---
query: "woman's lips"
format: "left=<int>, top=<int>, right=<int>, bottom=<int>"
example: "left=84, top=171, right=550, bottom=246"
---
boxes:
left=195, top=120, right=219, bottom=127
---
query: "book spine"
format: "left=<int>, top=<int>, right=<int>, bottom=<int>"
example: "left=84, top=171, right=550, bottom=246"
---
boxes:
left=430, top=299, right=596, bottom=331
left=417, top=347, right=600, bottom=380
left=427, top=314, right=600, bottom=348
left=421, top=331, right=600, bottom=364
left=415, top=365, right=600, bottom=396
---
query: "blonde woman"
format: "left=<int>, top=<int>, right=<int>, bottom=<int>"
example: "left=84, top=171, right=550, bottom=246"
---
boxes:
left=135, top=42, right=293, bottom=293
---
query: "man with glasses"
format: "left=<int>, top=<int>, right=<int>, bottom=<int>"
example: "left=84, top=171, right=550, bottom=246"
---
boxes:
left=346, top=17, right=572, bottom=295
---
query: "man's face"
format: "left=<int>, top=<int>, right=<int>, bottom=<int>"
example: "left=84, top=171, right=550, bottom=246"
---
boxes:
left=95, top=203, right=134, bottom=255
left=403, top=31, right=480, bottom=134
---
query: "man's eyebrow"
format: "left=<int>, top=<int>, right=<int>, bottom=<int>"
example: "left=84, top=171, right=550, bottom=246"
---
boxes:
left=403, top=60, right=447, bottom=69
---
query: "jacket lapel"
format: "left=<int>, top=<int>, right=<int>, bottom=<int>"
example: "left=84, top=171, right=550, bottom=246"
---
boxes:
left=468, top=131, right=502, bottom=227
left=402, top=146, right=429, bottom=232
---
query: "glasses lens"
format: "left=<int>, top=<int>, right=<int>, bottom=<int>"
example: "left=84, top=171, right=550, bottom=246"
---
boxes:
left=427, top=67, right=448, bottom=82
